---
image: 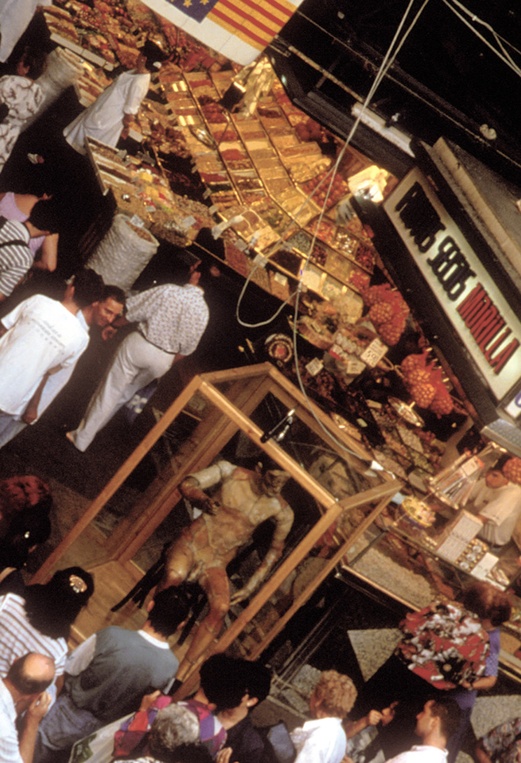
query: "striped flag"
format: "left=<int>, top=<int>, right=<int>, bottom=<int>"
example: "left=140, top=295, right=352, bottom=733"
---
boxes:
left=141, top=0, right=303, bottom=64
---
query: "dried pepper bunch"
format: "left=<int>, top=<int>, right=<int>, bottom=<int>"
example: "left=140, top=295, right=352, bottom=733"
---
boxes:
left=362, top=283, right=410, bottom=346
left=400, top=352, right=454, bottom=416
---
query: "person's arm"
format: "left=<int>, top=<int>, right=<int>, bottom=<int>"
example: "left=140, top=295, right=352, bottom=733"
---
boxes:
left=22, top=365, right=63, bottom=424
left=113, top=692, right=166, bottom=759
left=231, top=501, right=294, bottom=605
left=179, top=461, right=235, bottom=515
left=475, top=740, right=493, bottom=763
left=18, top=691, right=52, bottom=763
left=32, top=233, right=58, bottom=272
left=345, top=711, right=382, bottom=739
left=460, top=674, right=497, bottom=691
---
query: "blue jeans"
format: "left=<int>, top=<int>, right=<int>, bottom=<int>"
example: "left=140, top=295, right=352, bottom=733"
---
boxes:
left=34, top=693, right=102, bottom=763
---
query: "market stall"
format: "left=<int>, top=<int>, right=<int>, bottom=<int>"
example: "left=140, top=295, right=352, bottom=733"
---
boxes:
left=19, top=0, right=521, bottom=688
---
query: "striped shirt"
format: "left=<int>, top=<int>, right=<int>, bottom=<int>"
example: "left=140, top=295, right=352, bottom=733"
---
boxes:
left=0, top=593, right=67, bottom=681
left=0, top=218, right=32, bottom=298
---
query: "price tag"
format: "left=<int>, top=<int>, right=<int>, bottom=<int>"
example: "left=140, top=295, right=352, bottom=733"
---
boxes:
left=273, top=272, right=288, bottom=286
left=346, top=359, right=366, bottom=376
left=460, top=456, right=484, bottom=477
left=360, top=338, right=388, bottom=368
left=305, top=358, right=323, bottom=376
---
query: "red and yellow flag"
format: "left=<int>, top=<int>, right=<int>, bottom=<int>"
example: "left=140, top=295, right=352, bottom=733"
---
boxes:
left=142, top=0, right=302, bottom=64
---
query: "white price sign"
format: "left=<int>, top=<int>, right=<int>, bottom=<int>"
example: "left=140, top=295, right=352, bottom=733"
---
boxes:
left=305, top=358, right=323, bottom=377
left=346, top=359, right=367, bottom=376
left=360, top=338, right=388, bottom=368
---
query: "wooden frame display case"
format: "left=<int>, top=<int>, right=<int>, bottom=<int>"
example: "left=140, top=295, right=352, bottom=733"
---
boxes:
left=32, top=363, right=401, bottom=684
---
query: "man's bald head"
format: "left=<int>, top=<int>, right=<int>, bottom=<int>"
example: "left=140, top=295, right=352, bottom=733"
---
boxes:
left=7, top=653, right=55, bottom=696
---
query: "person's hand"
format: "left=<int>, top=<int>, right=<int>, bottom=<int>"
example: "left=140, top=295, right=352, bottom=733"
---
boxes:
left=366, top=710, right=383, bottom=727
left=201, top=498, right=220, bottom=515
left=216, top=748, right=238, bottom=763
left=230, top=584, right=254, bottom=606
left=22, top=403, right=38, bottom=424
left=101, top=325, right=118, bottom=341
left=139, top=690, right=161, bottom=711
left=27, top=692, right=51, bottom=722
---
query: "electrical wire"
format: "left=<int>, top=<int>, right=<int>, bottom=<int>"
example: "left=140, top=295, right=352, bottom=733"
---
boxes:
left=442, top=0, right=521, bottom=78
left=232, top=0, right=519, bottom=469
left=231, top=0, right=431, bottom=467
left=287, top=0, right=431, bottom=462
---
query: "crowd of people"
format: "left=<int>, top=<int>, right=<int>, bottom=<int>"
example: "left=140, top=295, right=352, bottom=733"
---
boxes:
left=2, top=6, right=521, bottom=763
left=0, top=576, right=517, bottom=763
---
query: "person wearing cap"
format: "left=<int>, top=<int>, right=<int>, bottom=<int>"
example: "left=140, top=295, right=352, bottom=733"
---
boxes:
left=468, top=457, right=521, bottom=550
left=63, top=41, right=164, bottom=154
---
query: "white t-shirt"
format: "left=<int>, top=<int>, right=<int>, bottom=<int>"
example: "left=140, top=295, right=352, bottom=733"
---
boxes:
left=291, top=716, right=347, bottom=763
left=471, top=480, right=521, bottom=546
left=385, top=744, right=448, bottom=763
left=0, top=294, right=88, bottom=416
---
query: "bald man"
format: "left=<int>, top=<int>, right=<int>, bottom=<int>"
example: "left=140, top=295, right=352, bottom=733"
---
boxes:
left=0, top=652, right=55, bottom=763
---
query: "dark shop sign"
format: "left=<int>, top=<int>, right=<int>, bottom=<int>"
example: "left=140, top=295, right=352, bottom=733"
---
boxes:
left=383, top=168, right=521, bottom=401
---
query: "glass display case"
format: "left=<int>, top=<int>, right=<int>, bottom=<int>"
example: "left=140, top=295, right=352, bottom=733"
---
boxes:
left=32, top=362, right=401, bottom=685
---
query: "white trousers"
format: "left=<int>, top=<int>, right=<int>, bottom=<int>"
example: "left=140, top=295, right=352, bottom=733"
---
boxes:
left=70, top=332, right=173, bottom=452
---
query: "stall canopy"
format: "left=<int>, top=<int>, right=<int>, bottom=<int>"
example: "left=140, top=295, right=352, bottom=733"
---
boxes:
left=142, top=0, right=303, bottom=64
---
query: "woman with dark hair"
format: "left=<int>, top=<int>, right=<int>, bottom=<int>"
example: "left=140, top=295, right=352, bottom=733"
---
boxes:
left=0, top=507, right=52, bottom=588
left=0, top=566, right=94, bottom=693
left=0, top=47, right=46, bottom=171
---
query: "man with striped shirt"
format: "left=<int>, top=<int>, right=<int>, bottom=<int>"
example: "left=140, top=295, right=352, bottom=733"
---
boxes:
left=0, top=203, right=59, bottom=302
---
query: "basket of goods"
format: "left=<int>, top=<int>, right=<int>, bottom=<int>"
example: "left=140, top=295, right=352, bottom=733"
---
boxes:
left=401, top=496, right=436, bottom=528
left=361, top=283, right=410, bottom=346
left=87, top=214, right=158, bottom=291
left=396, top=601, right=489, bottom=689
left=400, top=352, right=454, bottom=416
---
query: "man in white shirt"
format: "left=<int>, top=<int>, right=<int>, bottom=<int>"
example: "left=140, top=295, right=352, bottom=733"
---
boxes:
left=469, top=464, right=521, bottom=548
left=384, top=699, right=462, bottom=763
left=0, top=652, right=55, bottom=763
left=0, top=269, right=103, bottom=448
left=291, top=670, right=357, bottom=763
